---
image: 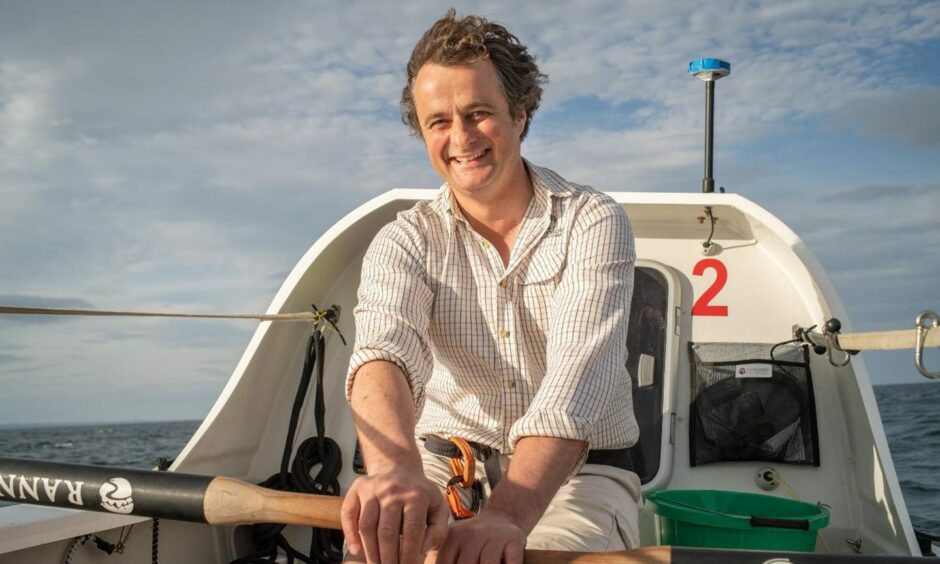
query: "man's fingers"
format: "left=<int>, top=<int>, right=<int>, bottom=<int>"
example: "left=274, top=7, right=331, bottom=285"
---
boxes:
left=423, top=493, right=450, bottom=554
left=358, top=497, right=382, bottom=564
left=376, top=501, right=404, bottom=564
left=400, top=504, right=428, bottom=564
left=340, top=494, right=363, bottom=554
left=479, top=539, right=503, bottom=564
left=434, top=532, right=459, bottom=564
left=504, top=540, right=525, bottom=564
left=455, top=542, right=477, bottom=564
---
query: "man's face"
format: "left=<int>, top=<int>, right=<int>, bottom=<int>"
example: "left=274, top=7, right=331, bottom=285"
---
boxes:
left=412, top=60, right=526, bottom=199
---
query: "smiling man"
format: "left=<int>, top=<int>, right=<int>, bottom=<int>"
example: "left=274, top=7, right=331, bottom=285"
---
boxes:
left=342, top=10, right=641, bottom=564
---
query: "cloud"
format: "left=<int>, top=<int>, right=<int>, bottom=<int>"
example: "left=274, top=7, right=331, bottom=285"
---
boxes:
left=819, top=183, right=940, bottom=203
left=1, top=0, right=939, bottom=422
left=830, top=89, right=940, bottom=147
left=0, top=352, right=26, bottom=365
left=0, top=295, right=93, bottom=308
left=772, top=182, right=940, bottom=332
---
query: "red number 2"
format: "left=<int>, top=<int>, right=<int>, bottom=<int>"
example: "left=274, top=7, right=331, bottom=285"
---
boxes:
left=691, top=258, right=729, bottom=316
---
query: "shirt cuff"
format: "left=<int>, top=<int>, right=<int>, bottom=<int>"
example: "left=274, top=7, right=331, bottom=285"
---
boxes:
left=507, top=411, right=594, bottom=451
left=345, top=348, right=412, bottom=402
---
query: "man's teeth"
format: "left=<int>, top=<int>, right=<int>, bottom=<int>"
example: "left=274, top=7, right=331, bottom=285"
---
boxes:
left=454, top=150, right=486, bottom=163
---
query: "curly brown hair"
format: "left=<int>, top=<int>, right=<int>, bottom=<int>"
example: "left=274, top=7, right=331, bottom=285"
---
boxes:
left=401, top=9, right=548, bottom=140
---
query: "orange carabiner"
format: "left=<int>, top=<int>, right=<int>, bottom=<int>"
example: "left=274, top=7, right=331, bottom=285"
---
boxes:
left=444, top=436, right=479, bottom=520
left=447, top=437, right=476, bottom=488
left=445, top=480, right=477, bottom=520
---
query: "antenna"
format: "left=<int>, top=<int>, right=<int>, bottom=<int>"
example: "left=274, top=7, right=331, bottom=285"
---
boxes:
left=689, top=58, right=730, bottom=193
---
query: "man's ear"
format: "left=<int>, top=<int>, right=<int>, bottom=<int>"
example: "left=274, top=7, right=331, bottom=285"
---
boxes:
left=514, top=107, right=527, bottom=136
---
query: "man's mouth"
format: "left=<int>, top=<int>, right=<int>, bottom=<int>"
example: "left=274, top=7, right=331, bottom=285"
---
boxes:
left=451, top=149, right=489, bottom=164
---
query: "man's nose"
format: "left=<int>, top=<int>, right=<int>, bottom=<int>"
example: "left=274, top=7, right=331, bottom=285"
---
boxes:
left=451, top=117, right=477, bottom=148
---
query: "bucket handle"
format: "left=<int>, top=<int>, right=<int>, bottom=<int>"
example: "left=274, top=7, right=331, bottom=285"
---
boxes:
left=751, top=516, right=810, bottom=530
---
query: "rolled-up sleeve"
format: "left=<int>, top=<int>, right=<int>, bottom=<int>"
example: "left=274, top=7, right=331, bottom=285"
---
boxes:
left=346, top=217, right=434, bottom=410
left=509, top=193, right=636, bottom=448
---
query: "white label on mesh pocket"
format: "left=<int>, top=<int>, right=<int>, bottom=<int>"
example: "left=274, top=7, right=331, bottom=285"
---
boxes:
left=735, top=364, right=772, bottom=378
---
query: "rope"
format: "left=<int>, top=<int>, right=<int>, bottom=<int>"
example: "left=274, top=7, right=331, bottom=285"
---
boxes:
left=0, top=305, right=327, bottom=323
left=152, top=519, right=160, bottom=564
left=62, top=534, right=93, bottom=564
left=231, top=322, right=344, bottom=564
left=776, top=473, right=831, bottom=554
left=152, top=457, right=173, bottom=564
left=61, top=533, right=119, bottom=563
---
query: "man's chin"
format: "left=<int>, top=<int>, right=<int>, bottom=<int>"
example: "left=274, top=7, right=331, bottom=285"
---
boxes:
left=447, top=169, right=494, bottom=193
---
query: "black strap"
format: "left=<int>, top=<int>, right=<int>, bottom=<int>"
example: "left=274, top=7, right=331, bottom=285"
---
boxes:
left=423, top=434, right=494, bottom=461
left=585, top=447, right=634, bottom=472
left=424, top=435, right=503, bottom=489
left=423, top=435, right=635, bottom=491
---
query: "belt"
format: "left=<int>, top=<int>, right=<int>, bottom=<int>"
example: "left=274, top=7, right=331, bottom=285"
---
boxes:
left=423, top=435, right=634, bottom=490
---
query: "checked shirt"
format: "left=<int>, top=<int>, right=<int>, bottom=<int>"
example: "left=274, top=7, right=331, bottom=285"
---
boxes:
left=347, top=161, right=639, bottom=454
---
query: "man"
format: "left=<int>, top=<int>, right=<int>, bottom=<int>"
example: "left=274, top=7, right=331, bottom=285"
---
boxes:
left=341, top=10, right=641, bottom=564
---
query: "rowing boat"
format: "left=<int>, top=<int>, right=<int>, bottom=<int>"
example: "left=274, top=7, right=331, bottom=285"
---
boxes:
left=1, top=56, right=937, bottom=563
left=1, top=183, right=937, bottom=562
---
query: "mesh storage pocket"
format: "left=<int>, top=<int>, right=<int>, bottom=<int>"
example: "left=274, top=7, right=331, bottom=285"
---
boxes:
left=689, top=342, right=819, bottom=467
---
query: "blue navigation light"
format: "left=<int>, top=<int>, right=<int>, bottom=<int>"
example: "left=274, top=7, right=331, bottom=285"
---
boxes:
left=689, top=58, right=731, bottom=80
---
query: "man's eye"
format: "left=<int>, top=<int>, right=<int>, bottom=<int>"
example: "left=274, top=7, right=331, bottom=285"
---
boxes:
left=428, top=119, right=446, bottom=129
left=470, top=111, right=489, bottom=120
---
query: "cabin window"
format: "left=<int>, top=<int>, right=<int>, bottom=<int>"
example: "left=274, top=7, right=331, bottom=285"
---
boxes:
left=626, top=266, right=671, bottom=484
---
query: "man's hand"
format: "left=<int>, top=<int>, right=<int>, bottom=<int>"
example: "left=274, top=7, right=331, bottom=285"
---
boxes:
left=341, top=467, right=449, bottom=564
left=433, top=437, right=586, bottom=563
left=434, top=509, right=526, bottom=564
left=346, top=360, right=447, bottom=563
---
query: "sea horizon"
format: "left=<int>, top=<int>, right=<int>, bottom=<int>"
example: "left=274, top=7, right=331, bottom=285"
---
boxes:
left=1, top=380, right=931, bottom=431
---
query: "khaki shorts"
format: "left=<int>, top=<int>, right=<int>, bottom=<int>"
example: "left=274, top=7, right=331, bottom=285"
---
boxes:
left=419, top=441, right=642, bottom=551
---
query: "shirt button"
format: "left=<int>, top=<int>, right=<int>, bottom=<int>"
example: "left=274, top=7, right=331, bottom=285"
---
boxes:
left=499, top=279, right=508, bottom=288
left=499, top=329, right=510, bottom=338
left=506, top=380, right=516, bottom=389
left=481, top=240, right=490, bottom=248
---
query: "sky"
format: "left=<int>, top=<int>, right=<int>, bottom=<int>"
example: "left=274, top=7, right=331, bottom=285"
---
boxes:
left=0, top=0, right=938, bottom=425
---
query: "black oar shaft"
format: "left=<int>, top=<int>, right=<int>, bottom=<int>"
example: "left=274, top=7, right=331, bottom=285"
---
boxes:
left=0, top=457, right=213, bottom=523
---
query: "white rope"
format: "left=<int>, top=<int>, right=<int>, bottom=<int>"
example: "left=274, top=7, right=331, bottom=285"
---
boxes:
left=0, top=305, right=322, bottom=323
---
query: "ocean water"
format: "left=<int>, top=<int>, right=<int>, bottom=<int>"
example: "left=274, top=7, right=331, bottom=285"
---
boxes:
left=874, top=382, right=940, bottom=536
left=1, top=384, right=938, bottom=535
left=0, top=420, right=200, bottom=509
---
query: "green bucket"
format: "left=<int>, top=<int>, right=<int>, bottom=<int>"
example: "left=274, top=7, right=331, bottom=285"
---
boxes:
left=646, top=490, right=829, bottom=552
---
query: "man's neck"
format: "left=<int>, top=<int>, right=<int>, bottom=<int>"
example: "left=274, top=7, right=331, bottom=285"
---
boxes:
left=453, top=160, right=532, bottom=237
left=452, top=159, right=533, bottom=267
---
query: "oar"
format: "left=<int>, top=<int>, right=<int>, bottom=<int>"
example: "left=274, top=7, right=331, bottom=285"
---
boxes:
left=0, top=457, right=666, bottom=563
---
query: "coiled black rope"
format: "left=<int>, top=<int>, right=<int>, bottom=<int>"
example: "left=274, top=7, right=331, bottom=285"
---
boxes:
left=232, top=313, right=344, bottom=564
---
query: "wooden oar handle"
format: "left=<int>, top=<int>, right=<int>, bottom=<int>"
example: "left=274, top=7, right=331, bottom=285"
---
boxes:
left=203, top=476, right=343, bottom=528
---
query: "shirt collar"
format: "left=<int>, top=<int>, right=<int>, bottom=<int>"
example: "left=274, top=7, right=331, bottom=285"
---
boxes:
left=435, top=158, right=575, bottom=222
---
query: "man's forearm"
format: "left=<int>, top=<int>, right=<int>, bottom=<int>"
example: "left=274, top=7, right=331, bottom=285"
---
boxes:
left=349, top=360, right=422, bottom=474
left=344, top=361, right=448, bottom=563
left=481, top=436, right=587, bottom=533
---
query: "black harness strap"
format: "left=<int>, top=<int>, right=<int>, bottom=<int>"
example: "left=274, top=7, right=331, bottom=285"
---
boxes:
left=423, top=434, right=635, bottom=492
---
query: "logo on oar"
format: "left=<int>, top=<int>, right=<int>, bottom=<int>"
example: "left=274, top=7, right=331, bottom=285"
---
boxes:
left=99, top=477, right=134, bottom=514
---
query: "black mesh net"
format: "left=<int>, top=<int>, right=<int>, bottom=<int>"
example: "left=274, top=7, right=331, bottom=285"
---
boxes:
left=689, top=342, right=819, bottom=467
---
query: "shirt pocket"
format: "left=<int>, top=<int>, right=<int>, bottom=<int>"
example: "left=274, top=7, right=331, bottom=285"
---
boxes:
left=519, top=236, right=566, bottom=285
